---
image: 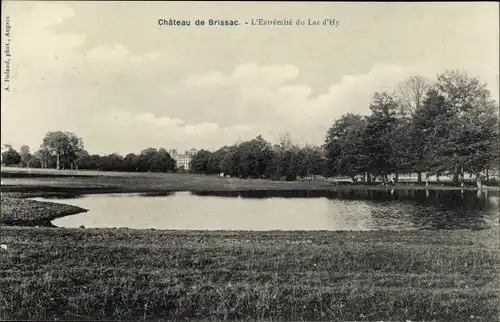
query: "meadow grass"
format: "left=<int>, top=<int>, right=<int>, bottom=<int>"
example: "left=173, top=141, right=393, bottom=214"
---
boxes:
left=0, top=226, right=498, bottom=321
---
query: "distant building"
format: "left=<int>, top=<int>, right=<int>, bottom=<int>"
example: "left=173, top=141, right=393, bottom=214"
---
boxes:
left=173, top=154, right=191, bottom=170
left=170, top=149, right=197, bottom=170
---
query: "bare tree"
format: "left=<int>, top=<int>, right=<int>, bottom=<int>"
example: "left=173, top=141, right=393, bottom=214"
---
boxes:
left=393, top=76, right=431, bottom=117
left=277, top=132, right=296, bottom=151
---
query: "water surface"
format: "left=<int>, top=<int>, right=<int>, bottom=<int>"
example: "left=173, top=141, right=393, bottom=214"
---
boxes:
left=32, top=189, right=499, bottom=231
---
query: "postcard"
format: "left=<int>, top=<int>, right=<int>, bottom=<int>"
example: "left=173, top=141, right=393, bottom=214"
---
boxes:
left=1, top=2, right=499, bottom=321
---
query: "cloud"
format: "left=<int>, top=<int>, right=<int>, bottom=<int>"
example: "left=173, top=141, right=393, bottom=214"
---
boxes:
left=152, top=61, right=433, bottom=147
left=24, top=2, right=76, bottom=29
left=11, top=3, right=84, bottom=64
left=82, top=109, right=260, bottom=154
left=78, top=62, right=433, bottom=154
left=183, top=63, right=300, bottom=88
left=185, top=71, right=226, bottom=87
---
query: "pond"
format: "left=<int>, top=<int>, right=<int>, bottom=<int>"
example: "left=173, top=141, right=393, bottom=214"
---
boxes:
left=32, top=189, right=499, bottom=231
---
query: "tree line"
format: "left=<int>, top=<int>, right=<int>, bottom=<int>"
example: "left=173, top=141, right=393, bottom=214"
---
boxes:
left=1, top=131, right=177, bottom=173
left=189, top=134, right=325, bottom=180
left=2, top=69, right=498, bottom=185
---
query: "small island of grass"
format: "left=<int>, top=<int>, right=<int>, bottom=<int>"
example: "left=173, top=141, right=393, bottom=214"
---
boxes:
left=0, top=196, right=87, bottom=227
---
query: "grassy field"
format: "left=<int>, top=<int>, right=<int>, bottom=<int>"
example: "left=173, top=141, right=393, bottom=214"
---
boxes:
left=1, top=226, right=498, bottom=321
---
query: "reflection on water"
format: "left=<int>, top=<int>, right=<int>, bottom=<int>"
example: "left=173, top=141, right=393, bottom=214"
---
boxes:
left=138, top=192, right=175, bottom=197
left=35, top=193, right=86, bottom=200
left=33, top=189, right=499, bottom=231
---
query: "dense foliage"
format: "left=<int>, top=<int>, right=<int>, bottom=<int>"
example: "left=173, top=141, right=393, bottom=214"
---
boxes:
left=324, top=70, right=499, bottom=185
left=1, top=145, right=21, bottom=166
left=189, top=134, right=325, bottom=180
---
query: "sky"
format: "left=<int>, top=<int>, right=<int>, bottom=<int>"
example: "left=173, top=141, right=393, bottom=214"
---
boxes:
left=1, top=1, right=499, bottom=155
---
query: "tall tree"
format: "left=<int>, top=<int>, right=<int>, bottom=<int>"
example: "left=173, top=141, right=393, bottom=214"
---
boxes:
left=1, top=145, right=21, bottom=166
left=411, top=89, right=451, bottom=183
left=393, top=76, right=431, bottom=183
left=137, top=148, right=158, bottom=172
left=41, top=131, right=83, bottom=170
left=209, top=146, right=231, bottom=174
left=19, top=145, right=32, bottom=167
left=363, top=92, right=399, bottom=183
left=88, top=154, right=102, bottom=170
left=123, top=153, right=139, bottom=172
left=393, top=76, right=431, bottom=117
left=190, top=150, right=214, bottom=174
left=153, top=148, right=176, bottom=173
left=219, top=146, right=240, bottom=177
left=387, top=117, right=413, bottom=182
left=270, top=133, right=301, bottom=181
left=325, top=113, right=368, bottom=182
left=134, top=148, right=175, bottom=173
left=35, top=146, right=53, bottom=169
left=100, top=153, right=124, bottom=171
left=74, top=150, right=91, bottom=170
left=298, top=145, right=325, bottom=179
left=235, top=136, right=274, bottom=179
left=26, top=155, right=41, bottom=168
left=434, top=70, right=498, bottom=185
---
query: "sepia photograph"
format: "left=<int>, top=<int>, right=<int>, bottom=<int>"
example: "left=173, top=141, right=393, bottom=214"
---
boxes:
left=1, top=1, right=499, bottom=321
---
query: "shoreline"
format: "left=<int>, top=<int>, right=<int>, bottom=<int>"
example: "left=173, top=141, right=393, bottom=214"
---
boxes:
left=2, top=168, right=498, bottom=194
left=2, top=182, right=498, bottom=198
left=3, top=223, right=499, bottom=240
